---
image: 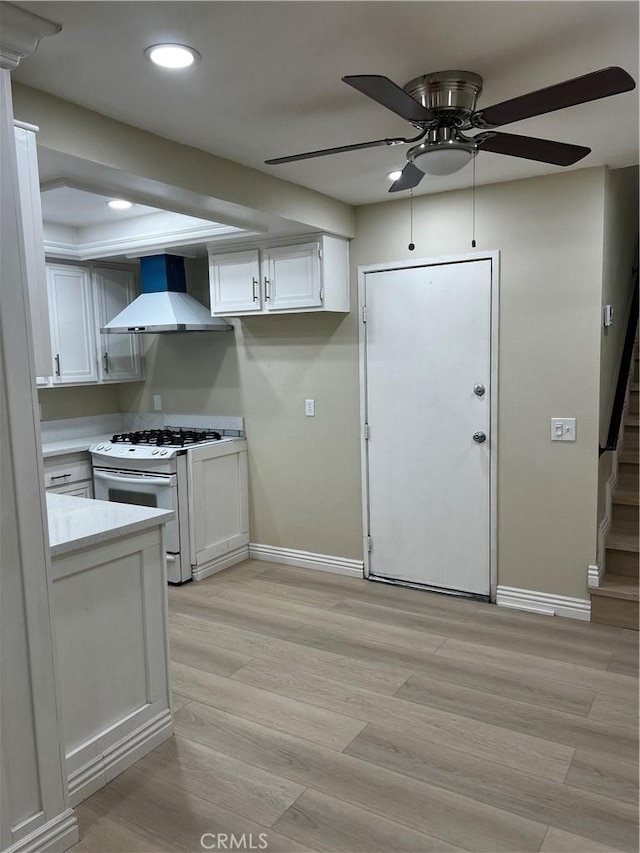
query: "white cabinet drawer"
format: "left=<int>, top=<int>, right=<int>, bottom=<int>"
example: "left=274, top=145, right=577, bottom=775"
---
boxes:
left=43, top=455, right=92, bottom=489
left=47, top=480, right=94, bottom=499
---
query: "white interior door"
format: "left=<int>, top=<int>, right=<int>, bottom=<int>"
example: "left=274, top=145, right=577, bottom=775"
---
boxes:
left=363, top=258, right=494, bottom=596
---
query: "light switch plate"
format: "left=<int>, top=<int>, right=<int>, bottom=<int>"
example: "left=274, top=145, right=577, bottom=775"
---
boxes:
left=305, top=399, right=315, bottom=417
left=551, top=417, right=576, bottom=441
left=153, top=395, right=162, bottom=411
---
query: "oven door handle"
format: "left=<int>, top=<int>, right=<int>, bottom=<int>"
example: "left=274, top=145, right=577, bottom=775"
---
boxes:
left=93, top=469, right=172, bottom=487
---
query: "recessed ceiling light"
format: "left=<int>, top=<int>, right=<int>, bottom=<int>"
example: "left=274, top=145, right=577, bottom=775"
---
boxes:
left=144, top=43, right=200, bottom=69
left=388, top=170, right=403, bottom=181
left=108, top=199, right=133, bottom=210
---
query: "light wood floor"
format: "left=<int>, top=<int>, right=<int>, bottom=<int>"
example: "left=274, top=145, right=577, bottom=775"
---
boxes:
left=75, top=560, right=639, bottom=853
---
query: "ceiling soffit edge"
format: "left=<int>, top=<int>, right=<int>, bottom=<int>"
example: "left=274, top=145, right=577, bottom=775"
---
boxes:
left=10, top=81, right=357, bottom=239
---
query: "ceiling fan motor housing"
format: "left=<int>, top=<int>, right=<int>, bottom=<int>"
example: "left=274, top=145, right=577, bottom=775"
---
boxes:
left=403, top=71, right=483, bottom=121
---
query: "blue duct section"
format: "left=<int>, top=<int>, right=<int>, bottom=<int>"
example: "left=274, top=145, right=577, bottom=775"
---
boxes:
left=139, top=254, right=187, bottom=294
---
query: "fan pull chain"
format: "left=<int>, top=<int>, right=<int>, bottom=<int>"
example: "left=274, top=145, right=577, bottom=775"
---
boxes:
left=408, top=189, right=415, bottom=251
left=471, top=154, right=477, bottom=249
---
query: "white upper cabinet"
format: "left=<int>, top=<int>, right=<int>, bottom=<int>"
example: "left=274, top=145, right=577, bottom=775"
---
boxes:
left=209, top=234, right=349, bottom=317
left=209, top=249, right=261, bottom=314
left=42, top=262, right=144, bottom=387
left=47, top=264, right=98, bottom=384
left=263, top=242, right=322, bottom=311
left=93, top=266, right=143, bottom=382
left=14, top=123, right=53, bottom=378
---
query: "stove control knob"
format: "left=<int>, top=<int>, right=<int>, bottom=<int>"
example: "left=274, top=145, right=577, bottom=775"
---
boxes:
left=103, top=446, right=111, bottom=451
left=160, top=449, right=168, bottom=456
left=151, top=449, right=159, bottom=455
left=96, top=444, right=104, bottom=450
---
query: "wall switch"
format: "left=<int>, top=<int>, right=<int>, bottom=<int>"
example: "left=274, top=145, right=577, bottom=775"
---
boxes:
left=551, top=417, right=576, bottom=441
left=305, top=399, right=315, bottom=417
left=603, top=304, right=614, bottom=327
left=153, top=395, right=162, bottom=411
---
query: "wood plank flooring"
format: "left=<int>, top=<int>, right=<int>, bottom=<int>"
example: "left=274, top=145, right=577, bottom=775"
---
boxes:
left=74, top=560, right=638, bottom=853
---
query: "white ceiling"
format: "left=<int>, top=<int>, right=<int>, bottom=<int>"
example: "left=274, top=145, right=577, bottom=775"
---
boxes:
left=13, top=1, right=639, bottom=206
left=40, top=185, right=166, bottom=227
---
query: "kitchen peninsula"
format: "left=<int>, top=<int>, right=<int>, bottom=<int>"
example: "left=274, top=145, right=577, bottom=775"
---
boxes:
left=47, top=493, right=174, bottom=806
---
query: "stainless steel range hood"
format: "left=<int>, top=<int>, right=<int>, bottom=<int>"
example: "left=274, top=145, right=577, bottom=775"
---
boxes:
left=101, top=254, right=232, bottom=334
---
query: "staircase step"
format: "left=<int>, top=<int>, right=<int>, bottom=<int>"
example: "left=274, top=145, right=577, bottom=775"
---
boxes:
left=620, top=446, right=639, bottom=465
left=591, top=593, right=638, bottom=630
left=606, top=530, right=639, bottom=553
left=613, top=487, right=640, bottom=506
left=605, top=548, right=639, bottom=577
left=618, top=462, right=639, bottom=483
left=591, top=573, right=639, bottom=601
left=612, top=502, right=639, bottom=529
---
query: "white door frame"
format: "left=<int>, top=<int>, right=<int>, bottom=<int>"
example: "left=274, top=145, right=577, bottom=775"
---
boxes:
left=358, top=250, right=500, bottom=601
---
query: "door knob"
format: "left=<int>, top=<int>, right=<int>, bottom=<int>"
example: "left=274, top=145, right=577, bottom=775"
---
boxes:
left=474, top=384, right=486, bottom=397
left=473, top=431, right=487, bottom=444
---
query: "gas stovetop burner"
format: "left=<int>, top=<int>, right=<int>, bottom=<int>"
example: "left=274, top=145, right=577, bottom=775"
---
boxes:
left=111, top=428, right=222, bottom=447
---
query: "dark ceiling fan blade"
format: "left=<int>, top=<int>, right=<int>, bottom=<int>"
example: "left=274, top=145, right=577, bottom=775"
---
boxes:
left=389, top=162, right=425, bottom=193
left=343, top=75, right=436, bottom=123
left=265, top=136, right=407, bottom=165
left=472, top=67, right=636, bottom=129
left=475, top=132, right=591, bottom=166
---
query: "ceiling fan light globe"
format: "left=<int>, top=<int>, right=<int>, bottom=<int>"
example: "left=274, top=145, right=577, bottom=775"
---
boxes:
left=412, top=146, right=475, bottom=176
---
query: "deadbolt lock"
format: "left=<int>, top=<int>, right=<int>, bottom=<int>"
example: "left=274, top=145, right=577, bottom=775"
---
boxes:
left=474, top=384, right=486, bottom=397
left=473, top=431, right=487, bottom=444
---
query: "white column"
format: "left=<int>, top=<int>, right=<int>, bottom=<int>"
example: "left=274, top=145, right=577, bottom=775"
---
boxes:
left=0, top=5, right=78, bottom=852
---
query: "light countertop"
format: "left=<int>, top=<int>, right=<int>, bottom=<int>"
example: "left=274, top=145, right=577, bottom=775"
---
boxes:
left=42, top=434, right=112, bottom=458
left=47, top=492, right=174, bottom=557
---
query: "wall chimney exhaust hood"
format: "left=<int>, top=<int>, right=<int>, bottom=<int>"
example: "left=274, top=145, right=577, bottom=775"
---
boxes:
left=101, top=254, right=232, bottom=334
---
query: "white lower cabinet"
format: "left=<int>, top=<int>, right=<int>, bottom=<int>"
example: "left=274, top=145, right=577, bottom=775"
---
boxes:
left=40, top=262, right=144, bottom=386
left=188, top=439, right=249, bottom=580
left=209, top=233, right=349, bottom=316
left=43, top=452, right=94, bottom=499
left=50, top=522, right=171, bottom=806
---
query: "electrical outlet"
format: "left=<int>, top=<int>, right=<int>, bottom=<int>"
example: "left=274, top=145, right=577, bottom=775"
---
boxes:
left=305, top=399, right=315, bottom=417
left=153, top=395, right=162, bottom=411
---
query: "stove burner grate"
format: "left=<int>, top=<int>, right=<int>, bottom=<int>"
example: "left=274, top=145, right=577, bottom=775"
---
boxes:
left=111, top=428, right=222, bottom=447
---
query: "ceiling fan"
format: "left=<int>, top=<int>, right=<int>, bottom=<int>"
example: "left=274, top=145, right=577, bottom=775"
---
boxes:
left=265, top=67, right=635, bottom=192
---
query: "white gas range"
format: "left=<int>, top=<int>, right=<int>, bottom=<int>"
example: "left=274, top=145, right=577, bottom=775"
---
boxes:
left=90, top=428, right=246, bottom=583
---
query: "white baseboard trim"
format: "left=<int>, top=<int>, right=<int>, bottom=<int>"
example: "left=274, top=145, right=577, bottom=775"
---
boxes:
left=192, top=544, right=250, bottom=581
left=5, top=810, right=78, bottom=853
left=67, top=709, right=172, bottom=806
left=496, top=585, right=591, bottom=621
left=588, top=563, right=605, bottom=590
left=249, top=543, right=365, bottom=578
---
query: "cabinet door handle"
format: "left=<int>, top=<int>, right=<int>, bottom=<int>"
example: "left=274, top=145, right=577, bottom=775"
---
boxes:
left=252, top=277, right=259, bottom=302
left=51, top=473, right=72, bottom=480
left=103, top=352, right=109, bottom=373
left=264, top=277, right=270, bottom=300
left=54, top=353, right=61, bottom=376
